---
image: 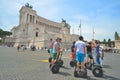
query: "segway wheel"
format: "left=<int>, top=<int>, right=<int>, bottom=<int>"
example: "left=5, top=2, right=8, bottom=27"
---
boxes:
left=85, top=63, right=92, bottom=70
left=74, top=67, right=78, bottom=77
left=70, top=60, right=76, bottom=67
left=83, top=68, right=87, bottom=78
left=49, top=63, right=52, bottom=68
left=92, top=67, right=103, bottom=77
left=59, top=60, right=64, bottom=67
left=51, top=65, right=60, bottom=73
left=48, top=57, right=52, bottom=63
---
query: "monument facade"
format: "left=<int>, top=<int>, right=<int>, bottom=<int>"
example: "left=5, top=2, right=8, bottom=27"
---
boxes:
left=114, top=32, right=120, bottom=50
left=11, top=4, right=79, bottom=49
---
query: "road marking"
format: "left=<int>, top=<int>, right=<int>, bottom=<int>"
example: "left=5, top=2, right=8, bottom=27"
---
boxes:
left=32, top=59, right=48, bottom=62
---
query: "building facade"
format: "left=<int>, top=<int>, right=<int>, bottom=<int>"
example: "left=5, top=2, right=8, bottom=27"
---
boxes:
left=114, top=32, right=120, bottom=50
left=11, top=4, right=79, bottom=49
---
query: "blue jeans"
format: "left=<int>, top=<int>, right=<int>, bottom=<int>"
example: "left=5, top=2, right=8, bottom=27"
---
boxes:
left=96, top=54, right=100, bottom=65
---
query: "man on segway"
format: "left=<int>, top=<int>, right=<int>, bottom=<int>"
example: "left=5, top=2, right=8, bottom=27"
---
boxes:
left=49, top=38, right=62, bottom=73
left=75, top=36, right=86, bottom=72
left=92, top=40, right=103, bottom=77
left=51, top=38, right=60, bottom=65
left=85, top=42, right=93, bottom=70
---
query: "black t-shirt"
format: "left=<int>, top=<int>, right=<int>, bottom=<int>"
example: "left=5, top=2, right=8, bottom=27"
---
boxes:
left=71, top=44, right=75, bottom=52
left=86, top=45, right=92, bottom=53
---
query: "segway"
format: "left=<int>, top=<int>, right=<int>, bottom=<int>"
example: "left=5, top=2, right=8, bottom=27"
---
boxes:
left=50, top=61, right=60, bottom=73
left=90, top=55, right=103, bottom=77
left=49, top=53, right=61, bottom=73
left=70, top=60, right=76, bottom=67
left=74, top=63, right=87, bottom=78
left=47, top=49, right=52, bottom=63
left=85, top=53, right=93, bottom=70
left=57, top=50, right=64, bottom=67
left=92, top=64, right=103, bottom=77
left=69, top=53, right=76, bottom=67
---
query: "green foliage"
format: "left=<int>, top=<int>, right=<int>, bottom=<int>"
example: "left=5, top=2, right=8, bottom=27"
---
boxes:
left=100, top=38, right=115, bottom=47
left=0, top=29, right=12, bottom=38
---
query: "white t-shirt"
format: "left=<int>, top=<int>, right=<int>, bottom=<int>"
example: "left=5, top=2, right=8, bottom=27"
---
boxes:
left=75, top=40, right=86, bottom=54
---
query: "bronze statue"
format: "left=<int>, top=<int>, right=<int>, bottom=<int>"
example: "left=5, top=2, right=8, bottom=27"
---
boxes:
left=25, top=3, right=33, bottom=9
left=61, top=18, right=66, bottom=23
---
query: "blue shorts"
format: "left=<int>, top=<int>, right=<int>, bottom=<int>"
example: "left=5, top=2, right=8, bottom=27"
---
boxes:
left=76, top=52, right=84, bottom=62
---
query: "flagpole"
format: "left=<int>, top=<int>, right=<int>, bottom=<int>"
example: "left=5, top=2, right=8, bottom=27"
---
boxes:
left=93, top=27, right=94, bottom=40
left=80, top=20, right=81, bottom=36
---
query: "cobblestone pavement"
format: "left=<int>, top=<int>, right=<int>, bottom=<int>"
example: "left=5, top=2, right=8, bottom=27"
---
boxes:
left=0, top=46, right=120, bottom=80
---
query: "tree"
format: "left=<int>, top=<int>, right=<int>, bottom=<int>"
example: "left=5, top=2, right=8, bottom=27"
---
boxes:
left=108, top=38, right=111, bottom=47
left=103, top=39, right=107, bottom=46
left=0, top=29, right=12, bottom=38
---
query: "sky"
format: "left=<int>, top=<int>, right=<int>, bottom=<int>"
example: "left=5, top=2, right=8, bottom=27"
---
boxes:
left=0, top=0, right=120, bottom=41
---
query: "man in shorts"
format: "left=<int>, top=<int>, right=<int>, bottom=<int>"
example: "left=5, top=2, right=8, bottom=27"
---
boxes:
left=51, top=38, right=60, bottom=64
left=75, top=36, right=86, bottom=72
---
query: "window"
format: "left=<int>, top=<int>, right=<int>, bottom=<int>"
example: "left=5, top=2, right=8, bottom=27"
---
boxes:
left=27, top=14, right=29, bottom=22
left=33, top=16, right=34, bottom=23
left=36, top=32, right=38, bottom=37
left=30, top=15, right=32, bottom=23
left=23, top=29, right=25, bottom=32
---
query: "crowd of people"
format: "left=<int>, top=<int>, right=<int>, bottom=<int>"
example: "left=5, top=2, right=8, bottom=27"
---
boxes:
left=70, top=36, right=104, bottom=71
left=48, top=36, right=104, bottom=73
left=48, top=38, right=63, bottom=65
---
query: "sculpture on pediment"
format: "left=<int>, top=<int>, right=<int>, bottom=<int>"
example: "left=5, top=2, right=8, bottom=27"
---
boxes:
left=61, top=18, right=66, bottom=23
left=25, top=3, right=29, bottom=7
left=25, top=3, right=33, bottom=9
left=61, top=18, right=69, bottom=28
left=115, top=32, right=119, bottom=40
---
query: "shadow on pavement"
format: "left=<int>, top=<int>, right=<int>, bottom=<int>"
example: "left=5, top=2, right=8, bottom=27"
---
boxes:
left=102, top=74, right=120, bottom=80
left=87, top=76, right=98, bottom=80
left=103, top=64, right=112, bottom=69
left=87, top=74, right=120, bottom=80
left=57, top=72, right=71, bottom=76
left=61, top=66, right=71, bottom=70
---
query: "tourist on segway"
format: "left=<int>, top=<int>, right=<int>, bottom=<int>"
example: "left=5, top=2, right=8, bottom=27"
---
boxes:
left=48, top=38, right=54, bottom=63
left=92, top=40, right=103, bottom=77
left=93, top=40, right=101, bottom=65
left=99, top=46, right=104, bottom=67
left=74, top=36, right=87, bottom=75
left=49, top=38, right=61, bottom=73
left=85, top=41, right=93, bottom=70
left=51, top=38, right=60, bottom=65
left=69, top=41, right=76, bottom=67
left=57, top=38, right=64, bottom=67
